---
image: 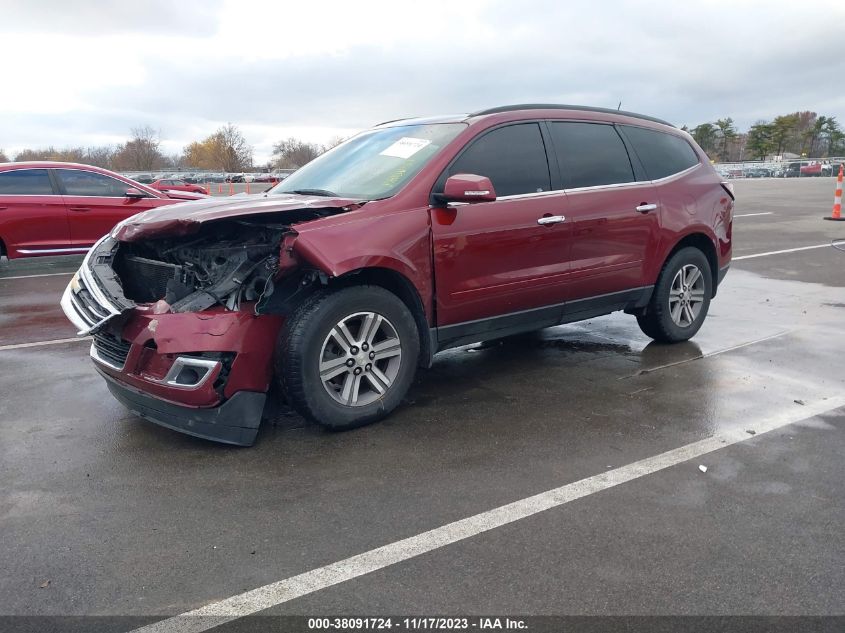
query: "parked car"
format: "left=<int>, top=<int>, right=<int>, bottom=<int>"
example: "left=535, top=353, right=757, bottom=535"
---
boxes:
left=821, top=162, right=844, bottom=177
left=61, top=104, right=733, bottom=446
left=784, top=162, right=802, bottom=177
left=800, top=161, right=823, bottom=177
left=744, top=167, right=772, bottom=178
left=0, top=162, right=205, bottom=259
left=149, top=178, right=209, bottom=195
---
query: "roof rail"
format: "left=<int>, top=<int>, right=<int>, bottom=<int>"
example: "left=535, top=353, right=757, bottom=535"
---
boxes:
left=374, top=117, right=412, bottom=127
left=468, top=104, right=674, bottom=127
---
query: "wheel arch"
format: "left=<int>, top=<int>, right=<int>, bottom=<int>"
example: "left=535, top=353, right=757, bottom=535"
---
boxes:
left=664, top=232, right=719, bottom=298
left=331, top=266, right=435, bottom=368
left=0, top=236, right=6, bottom=259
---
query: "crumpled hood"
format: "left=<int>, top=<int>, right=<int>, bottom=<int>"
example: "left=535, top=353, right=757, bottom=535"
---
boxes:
left=113, top=194, right=364, bottom=242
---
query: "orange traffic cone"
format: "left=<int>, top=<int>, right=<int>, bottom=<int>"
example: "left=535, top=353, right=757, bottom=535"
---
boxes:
left=228, top=182, right=234, bottom=195
left=217, top=183, right=222, bottom=194
left=246, top=181, right=251, bottom=194
left=825, top=164, right=844, bottom=221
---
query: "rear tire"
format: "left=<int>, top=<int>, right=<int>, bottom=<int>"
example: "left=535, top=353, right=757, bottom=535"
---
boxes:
left=275, top=285, right=419, bottom=430
left=636, top=247, right=712, bottom=343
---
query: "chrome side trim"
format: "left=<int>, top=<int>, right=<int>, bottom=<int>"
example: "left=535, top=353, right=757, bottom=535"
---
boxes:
left=496, top=189, right=565, bottom=201
left=18, top=247, right=91, bottom=254
left=647, top=162, right=702, bottom=186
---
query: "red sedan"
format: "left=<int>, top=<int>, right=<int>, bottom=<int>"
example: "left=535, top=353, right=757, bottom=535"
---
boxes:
left=0, top=162, right=206, bottom=259
left=149, top=179, right=209, bottom=195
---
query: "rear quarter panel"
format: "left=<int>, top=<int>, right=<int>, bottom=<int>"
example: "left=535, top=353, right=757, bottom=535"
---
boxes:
left=649, top=163, right=732, bottom=283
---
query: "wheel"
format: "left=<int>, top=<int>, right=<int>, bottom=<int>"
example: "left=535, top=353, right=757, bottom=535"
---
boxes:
left=276, top=285, right=420, bottom=430
left=636, top=247, right=712, bottom=343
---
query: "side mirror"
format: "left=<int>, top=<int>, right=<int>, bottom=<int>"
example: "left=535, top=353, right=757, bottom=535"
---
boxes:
left=435, top=174, right=497, bottom=205
left=125, top=187, right=147, bottom=199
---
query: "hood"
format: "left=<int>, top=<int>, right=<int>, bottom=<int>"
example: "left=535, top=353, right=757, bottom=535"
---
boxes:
left=114, top=193, right=364, bottom=242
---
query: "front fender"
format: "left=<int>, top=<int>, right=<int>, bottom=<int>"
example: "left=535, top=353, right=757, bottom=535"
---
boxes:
left=291, top=208, right=435, bottom=320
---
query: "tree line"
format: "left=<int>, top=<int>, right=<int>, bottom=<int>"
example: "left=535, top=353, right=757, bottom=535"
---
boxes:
left=684, top=111, right=844, bottom=162
left=4, top=111, right=842, bottom=170
left=0, top=125, right=345, bottom=173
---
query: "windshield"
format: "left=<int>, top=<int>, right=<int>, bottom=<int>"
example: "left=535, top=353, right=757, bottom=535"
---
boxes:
left=268, top=123, right=466, bottom=200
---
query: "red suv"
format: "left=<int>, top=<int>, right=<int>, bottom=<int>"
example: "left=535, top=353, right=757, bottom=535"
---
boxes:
left=60, top=105, right=733, bottom=445
left=0, top=162, right=205, bottom=259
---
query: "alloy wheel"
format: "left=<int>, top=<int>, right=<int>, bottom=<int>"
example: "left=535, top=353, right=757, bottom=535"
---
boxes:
left=319, top=311, right=402, bottom=406
left=668, top=264, right=706, bottom=327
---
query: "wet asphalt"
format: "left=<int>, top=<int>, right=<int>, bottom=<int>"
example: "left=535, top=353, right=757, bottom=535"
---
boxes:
left=0, top=178, right=844, bottom=626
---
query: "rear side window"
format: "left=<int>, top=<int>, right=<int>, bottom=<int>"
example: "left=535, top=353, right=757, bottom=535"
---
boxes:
left=622, top=126, right=700, bottom=180
left=0, top=169, right=54, bottom=195
left=548, top=122, right=635, bottom=188
left=448, top=123, right=551, bottom=197
left=57, top=169, right=129, bottom=197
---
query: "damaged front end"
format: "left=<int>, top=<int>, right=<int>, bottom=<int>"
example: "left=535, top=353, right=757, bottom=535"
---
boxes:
left=60, top=197, right=362, bottom=445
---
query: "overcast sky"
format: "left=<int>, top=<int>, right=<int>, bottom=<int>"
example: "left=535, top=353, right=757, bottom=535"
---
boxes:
left=2, top=0, right=843, bottom=164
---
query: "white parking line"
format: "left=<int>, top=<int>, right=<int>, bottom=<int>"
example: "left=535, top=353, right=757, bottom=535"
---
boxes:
left=734, top=212, right=773, bottom=218
left=0, top=271, right=74, bottom=281
left=129, top=394, right=845, bottom=633
left=734, top=243, right=831, bottom=261
left=0, top=337, right=89, bottom=352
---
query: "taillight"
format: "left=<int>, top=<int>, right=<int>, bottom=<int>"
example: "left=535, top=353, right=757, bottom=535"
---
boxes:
left=720, top=181, right=735, bottom=201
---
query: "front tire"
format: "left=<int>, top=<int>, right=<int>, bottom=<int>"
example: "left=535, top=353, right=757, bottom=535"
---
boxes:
left=636, top=247, right=712, bottom=343
left=276, top=285, right=420, bottom=430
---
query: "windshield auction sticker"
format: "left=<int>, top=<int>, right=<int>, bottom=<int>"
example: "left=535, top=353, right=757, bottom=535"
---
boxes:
left=380, top=137, right=432, bottom=159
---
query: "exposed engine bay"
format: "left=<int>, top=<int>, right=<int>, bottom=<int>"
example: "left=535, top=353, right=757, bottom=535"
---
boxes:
left=110, top=209, right=332, bottom=314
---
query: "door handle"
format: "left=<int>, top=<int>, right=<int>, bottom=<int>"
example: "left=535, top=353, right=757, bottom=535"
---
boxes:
left=537, top=215, right=565, bottom=225
left=69, top=206, right=91, bottom=212
left=635, top=203, right=658, bottom=213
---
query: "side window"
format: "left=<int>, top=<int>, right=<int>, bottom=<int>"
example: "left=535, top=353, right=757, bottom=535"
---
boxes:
left=622, top=126, right=700, bottom=180
left=448, top=123, right=550, bottom=197
left=0, top=169, right=54, bottom=195
left=58, top=170, right=130, bottom=197
left=548, top=122, right=635, bottom=188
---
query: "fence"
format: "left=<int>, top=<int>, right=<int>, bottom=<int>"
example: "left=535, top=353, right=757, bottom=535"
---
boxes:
left=118, top=169, right=296, bottom=184
left=714, top=157, right=845, bottom=179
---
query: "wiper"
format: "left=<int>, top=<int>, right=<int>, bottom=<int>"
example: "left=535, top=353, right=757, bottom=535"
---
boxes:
left=282, top=188, right=339, bottom=197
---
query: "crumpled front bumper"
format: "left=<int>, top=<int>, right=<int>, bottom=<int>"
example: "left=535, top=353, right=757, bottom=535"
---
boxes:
left=89, top=306, right=284, bottom=445
left=59, top=238, right=285, bottom=445
left=98, top=369, right=266, bottom=446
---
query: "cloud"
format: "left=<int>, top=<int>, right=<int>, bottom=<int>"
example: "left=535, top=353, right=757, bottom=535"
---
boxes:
left=1, top=0, right=843, bottom=163
left=0, top=0, right=223, bottom=36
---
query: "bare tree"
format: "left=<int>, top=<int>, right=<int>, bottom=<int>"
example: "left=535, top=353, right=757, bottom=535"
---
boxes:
left=325, top=135, right=348, bottom=150
left=112, top=125, right=165, bottom=171
left=217, top=123, right=253, bottom=171
left=84, top=146, right=116, bottom=168
left=272, top=137, right=324, bottom=169
left=15, top=147, right=86, bottom=162
left=0, top=149, right=8, bottom=162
